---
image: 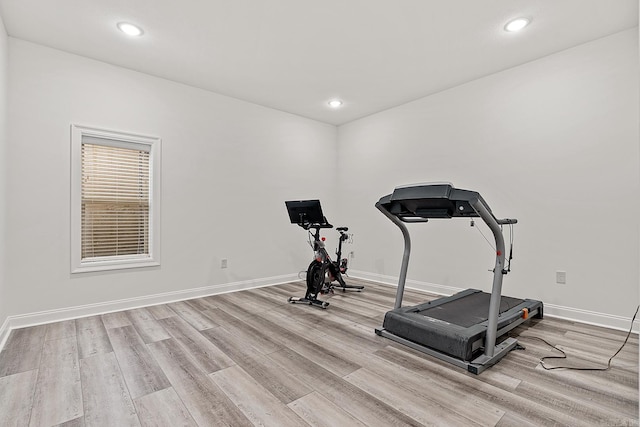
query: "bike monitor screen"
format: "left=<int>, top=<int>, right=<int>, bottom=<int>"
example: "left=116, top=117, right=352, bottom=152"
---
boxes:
left=285, top=200, right=325, bottom=225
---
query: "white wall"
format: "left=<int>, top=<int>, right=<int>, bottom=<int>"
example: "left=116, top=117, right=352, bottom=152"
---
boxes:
left=0, top=14, right=8, bottom=329
left=3, top=29, right=638, bottom=332
left=5, top=39, right=338, bottom=318
left=338, top=29, right=639, bottom=326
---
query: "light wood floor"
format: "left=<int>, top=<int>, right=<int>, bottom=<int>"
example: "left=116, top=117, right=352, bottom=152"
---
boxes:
left=0, top=279, right=637, bottom=426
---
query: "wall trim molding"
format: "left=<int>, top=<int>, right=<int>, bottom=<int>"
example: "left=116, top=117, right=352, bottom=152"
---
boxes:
left=541, top=303, right=639, bottom=334
left=349, top=270, right=639, bottom=333
left=0, top=273, right=299, bottom=351
left=2, top=271, right=636, bottom=352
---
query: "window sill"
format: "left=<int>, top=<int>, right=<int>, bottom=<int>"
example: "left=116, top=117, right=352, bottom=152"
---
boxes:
left=71, top=257, right=160, bottom=274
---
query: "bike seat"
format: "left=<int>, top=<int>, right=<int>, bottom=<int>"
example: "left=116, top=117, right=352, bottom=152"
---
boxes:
left=336, top=227, right=348, bottom=232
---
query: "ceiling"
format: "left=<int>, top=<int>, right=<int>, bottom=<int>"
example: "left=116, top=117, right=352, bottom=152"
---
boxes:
left=0, top=1, right=637, bottom=126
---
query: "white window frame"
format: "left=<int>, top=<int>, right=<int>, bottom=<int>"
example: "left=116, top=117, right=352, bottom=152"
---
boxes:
left=71, top=124, right=161, bottom=273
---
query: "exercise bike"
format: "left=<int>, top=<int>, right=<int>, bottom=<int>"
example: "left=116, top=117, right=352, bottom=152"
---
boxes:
left=285, top=200, right=364, bottom=308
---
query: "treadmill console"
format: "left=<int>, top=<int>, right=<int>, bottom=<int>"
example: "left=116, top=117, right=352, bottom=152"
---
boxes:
left=380, top=183, right=491, bottom=220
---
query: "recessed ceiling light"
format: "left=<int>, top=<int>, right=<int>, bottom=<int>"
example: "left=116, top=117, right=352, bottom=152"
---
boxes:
left=117, top=22, right=144, bottom=37
left=328, top=99, right=343, bottom=108
left=504, top=18, right=530, bottom=32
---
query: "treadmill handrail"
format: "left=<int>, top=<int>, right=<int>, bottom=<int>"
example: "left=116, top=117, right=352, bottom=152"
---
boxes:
left=468, top=197, right=505, bottom=358
left=375, top=200, right=411, bottom=309
left=397, top=217, right=430, bottom=223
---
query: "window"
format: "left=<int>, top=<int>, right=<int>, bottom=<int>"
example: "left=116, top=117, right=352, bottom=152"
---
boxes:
left=71, top=125, right=161, bottom=273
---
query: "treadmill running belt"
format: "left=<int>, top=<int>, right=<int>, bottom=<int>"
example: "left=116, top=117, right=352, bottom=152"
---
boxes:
left=410, top=292, right=524, bottom=328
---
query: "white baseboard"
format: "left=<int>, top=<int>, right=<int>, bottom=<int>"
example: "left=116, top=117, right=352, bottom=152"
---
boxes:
left=349, top=270, right=463, bottom=297
left=349, top=270, right=639, bottom=334
left=0, top=274, right=299, bottom=351
left=542, top=303, right=639, bottom=334
left=2, top=271, right=637, bottom=352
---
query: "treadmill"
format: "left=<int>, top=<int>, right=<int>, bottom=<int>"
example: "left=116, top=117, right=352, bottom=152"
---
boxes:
left=375, top=183, right=543, bottom=374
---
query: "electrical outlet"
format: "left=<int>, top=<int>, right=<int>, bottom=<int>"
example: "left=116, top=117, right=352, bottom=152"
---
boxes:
left=349, top=251, right=355, bottom=259
left=556, top=271, right=566, bottom=284
left=221, top=258, right=228, bottom=269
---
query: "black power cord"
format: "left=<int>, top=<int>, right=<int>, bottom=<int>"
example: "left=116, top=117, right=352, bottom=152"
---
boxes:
left=529, top=305, right=639, bottom=371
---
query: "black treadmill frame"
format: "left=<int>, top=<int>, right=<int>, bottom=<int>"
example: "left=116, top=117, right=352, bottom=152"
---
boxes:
left=374, top=183, right=543, bottom=374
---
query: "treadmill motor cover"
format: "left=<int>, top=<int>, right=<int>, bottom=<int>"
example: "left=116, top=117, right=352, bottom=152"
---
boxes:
left=382, top=289, right=542, bottom=361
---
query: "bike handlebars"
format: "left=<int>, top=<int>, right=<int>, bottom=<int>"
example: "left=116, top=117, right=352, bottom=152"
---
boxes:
left=300, top=222, right=349, bottom=238
left=300, top=222, right=334, bottom=230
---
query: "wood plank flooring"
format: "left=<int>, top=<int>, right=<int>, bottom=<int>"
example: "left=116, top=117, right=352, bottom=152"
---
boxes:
left=0, top=279, right=637, bottom=426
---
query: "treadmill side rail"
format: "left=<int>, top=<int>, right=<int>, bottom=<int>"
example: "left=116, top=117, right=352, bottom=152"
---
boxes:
left=374, top=328, right=518, bottom=374
left=468, top=337, right=519, bottom=374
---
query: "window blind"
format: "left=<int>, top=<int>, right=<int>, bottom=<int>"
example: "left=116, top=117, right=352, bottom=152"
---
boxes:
left=81, top=142, right=150, bottom=260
